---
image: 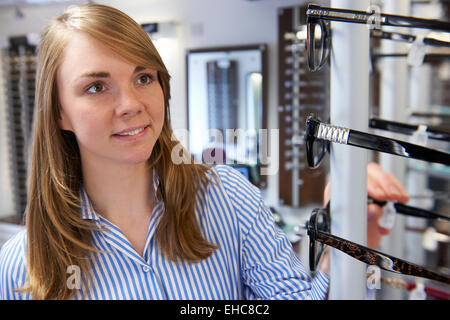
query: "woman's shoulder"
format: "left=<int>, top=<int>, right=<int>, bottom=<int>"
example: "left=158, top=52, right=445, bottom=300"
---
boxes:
left=0, top=229, right=27, bottom=298
left=208, top=165, right=261, bottom=199
left=205, top=165, right=263, bottom=220
left=0, top=228, right=26, bottom=261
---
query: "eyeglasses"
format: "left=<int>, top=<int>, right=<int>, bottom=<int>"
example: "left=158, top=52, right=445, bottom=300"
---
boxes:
left=371, top=52, right=450, bottom=62
left=306, top=4, right=450, bottom=72
left=369, top=117, right=450, bottom=143
left=368, top=196, right=450, bottom=222
left=370, top=30, right=450, bottom=48
left=304, top=205, right=450, bottom=284
left=304, top=116, right=450, bottom=168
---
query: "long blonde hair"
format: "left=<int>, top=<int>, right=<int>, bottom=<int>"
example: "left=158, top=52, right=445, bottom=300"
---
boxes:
left=22, top=4, right=217, bottom=299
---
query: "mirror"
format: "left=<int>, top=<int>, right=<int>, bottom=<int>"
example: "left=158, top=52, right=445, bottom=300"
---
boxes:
left=186, top=44, right=267, bottom=187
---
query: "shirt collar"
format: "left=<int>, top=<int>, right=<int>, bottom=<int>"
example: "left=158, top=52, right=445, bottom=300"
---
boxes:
left=80, top=168, right=160, bottom=221
left=79, top=186, right=100, bottom=221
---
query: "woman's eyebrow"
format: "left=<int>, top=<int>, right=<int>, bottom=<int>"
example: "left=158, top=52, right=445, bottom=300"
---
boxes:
left=75, top=67, right=149, bottom=82
left=76, top=71, right=110, bottom=82
left=134, top=66, right=146, bottom=73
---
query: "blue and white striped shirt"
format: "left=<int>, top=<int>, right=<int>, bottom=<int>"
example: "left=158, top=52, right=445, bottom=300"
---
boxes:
left=0, top=165, right=328, bottom=300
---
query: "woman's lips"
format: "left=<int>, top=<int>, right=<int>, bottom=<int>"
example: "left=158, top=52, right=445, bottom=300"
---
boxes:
left=112, top=125, right=150, bottom=140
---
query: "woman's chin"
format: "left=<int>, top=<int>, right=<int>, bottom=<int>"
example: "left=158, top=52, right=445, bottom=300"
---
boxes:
left=118, top=150, right=153, bottom=165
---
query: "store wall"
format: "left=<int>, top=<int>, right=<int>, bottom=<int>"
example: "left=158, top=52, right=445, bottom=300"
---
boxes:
left=0, top=0, right=305, bottom=218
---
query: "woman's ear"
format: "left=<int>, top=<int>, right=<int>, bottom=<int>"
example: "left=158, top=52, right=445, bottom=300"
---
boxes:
left=58, top=109, right=73, bottom=132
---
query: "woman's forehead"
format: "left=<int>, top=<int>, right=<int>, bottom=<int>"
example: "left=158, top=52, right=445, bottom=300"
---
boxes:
left=58, top=32, right=154, bottom=81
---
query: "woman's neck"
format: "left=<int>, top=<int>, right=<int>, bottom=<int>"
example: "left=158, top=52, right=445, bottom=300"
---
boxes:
left=81, top=159, right=154, bottom=224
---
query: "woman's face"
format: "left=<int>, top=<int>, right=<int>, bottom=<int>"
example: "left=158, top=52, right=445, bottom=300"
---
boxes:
left=57, top=31, right=165, bottom=167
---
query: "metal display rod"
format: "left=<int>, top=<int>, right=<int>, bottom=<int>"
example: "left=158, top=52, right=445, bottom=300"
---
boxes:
left=329, top=0, right=370, bottom=299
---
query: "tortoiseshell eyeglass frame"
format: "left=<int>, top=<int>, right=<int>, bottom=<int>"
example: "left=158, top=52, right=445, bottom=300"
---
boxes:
left=307, top=207, right=450, bottom=285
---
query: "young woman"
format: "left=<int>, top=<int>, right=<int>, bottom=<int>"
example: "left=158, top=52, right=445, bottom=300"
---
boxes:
left=0, top=4, right=408, bottom=300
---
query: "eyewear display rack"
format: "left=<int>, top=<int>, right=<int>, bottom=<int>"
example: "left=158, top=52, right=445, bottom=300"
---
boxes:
left=1, top=36, right=36, bottom=224
left=277, top=3, right=329, bottom=208
left=377, top=0, right=450, bottom=300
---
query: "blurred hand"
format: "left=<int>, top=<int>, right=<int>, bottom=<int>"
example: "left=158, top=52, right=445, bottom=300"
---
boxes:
left=366, top=162, right=409, bottom=249
left=323, top=162, right=410, bottom=249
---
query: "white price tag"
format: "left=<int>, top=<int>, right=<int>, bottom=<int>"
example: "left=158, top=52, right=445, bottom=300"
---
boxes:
left=379, top=202, right=396, bottom=230
left=407, top=35, right=426, bottom=67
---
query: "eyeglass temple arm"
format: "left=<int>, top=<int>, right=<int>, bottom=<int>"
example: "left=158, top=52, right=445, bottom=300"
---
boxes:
left=315, top=121, right=450, bottom=166
left=384, top=14, right=450, bottom=32
left=394, top=203, right=450, bottom=222
left=368, top=197, right=450, bottom=222
left=369, top=117, right=450, bottom=142
left=314, top=230, right=450, bottom=284
left=335, top=196, right=450, bottom=222
left=307, top=4, right=450, bottom=32
left=370, top=30, right=450, bottom=48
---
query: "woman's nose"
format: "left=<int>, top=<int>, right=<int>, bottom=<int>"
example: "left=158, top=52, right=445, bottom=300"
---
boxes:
left=115, top=86, right=144, bottom=118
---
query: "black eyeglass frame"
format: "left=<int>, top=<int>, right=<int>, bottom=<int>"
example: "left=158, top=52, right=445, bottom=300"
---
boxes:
left=305, top=3, right=450, bottom=71
left=307, top=4, right=450, bottom=32
left=370, top=30, right=450, bottom=48
left=306, top=207, right=450, bottom=284
left=306, top=15, right=332, bottom=72
left=304, top=116, right=450, bottom=168
left=369, top=117, right=450, bottom=143
left=368, top=196, right=450, bottom=222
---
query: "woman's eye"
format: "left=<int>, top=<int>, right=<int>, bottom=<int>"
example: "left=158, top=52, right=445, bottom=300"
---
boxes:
left=137, top=74, right=153, bottom=85
left=86, top=83, right=104, bottom=94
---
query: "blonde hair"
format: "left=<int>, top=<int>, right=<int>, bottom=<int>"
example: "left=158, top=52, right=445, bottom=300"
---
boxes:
left=22, top=3, right=217, bottom=299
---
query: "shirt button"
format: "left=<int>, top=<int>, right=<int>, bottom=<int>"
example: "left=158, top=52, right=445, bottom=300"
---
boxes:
left=142, top=265, right=151, bottom=273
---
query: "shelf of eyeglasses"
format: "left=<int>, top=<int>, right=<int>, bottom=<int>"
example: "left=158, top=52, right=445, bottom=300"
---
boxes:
left=283, top=92, right=327, bottom=100
left=283, top=29, right=307, bottom=42
left=279, top=104, right=325, bottom=113
left=3, top=62, right=36, bottom=69
left=8, top=163, right=27, bottom=173
left=6, top=97, right=35, bottom=105
left=2, top=65, right=36, bottom=74
left=6, top=127, right=27, bottom=137
left=284, top=136, right=306, bottom=148
left=4, top=75, right=37, bottom=83
left=284, top=56, right=307, bottom=66
left=282, top=126, right=306, bottom=136
left=281, top=115, right=304, bottom=124
left=284, top=43, right=307, bottom=54
left=6, top=118, right=29, bottom=129
left=6, top=84, right=36, bottom=92
left=9, top=164, right=27, bottom=174
left=8, top=155, right=27, bottom=164
left=3, top=55, right=37, bottom=63
left=283, top=68, right=326, bottom=79
left=278, top=104, right=325, bottom=113
left=8, top=87, right=36, bottom=95
left=9, top=83, right=36, bottom=89
left=283, top=161, right=306, bottom=172
left=284, top=149, right=306, bottom=159
left=283, top=79, right=325, bottom=89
